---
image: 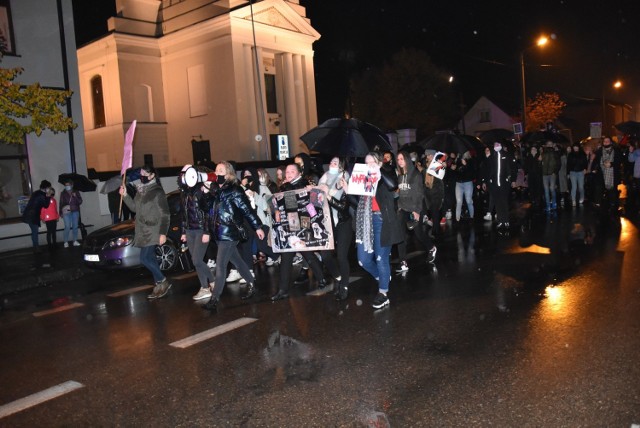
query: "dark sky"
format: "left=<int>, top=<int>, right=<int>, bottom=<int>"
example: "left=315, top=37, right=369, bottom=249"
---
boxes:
left=72, top=0, right=640, bottom=121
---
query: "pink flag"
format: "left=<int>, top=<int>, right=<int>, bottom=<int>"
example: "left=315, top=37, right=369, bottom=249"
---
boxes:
left=120, top=120, right=137, bottom=176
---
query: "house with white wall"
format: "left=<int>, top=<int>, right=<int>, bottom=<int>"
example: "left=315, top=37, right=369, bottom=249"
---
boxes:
left=77, top=0, right=320, bottom=172
left=0, top=0, right=99, bottom=251
left=458, top=96, right=515, bottom=137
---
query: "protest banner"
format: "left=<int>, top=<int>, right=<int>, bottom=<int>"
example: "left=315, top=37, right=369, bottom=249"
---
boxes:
left=346, top=163, right=380, bottom=196
left=426, top=151, right=447, bottom=179
left=269, top=187, right=334, bottom=253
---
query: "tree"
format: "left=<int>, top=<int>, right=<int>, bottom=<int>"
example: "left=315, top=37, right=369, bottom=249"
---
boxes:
left=349, top=48, right=457, bottom=138
left=0, top=66, right=75, bottom=145
left=525, top=92, right=566, bottom=132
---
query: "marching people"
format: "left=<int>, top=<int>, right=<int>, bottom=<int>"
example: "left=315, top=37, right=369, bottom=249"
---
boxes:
left=203, top=161, right=265, bottom=311
left=59, top=179, right=83, bottom=247
left=484, top=141, right=516, bottom=229
left=21, top=180, right=52, bottom=253
left=346, top=151, right=403, bottom=309
left=395, top=150, right=436, bottom=273
left=179, top=167, right=216, bottom=301
left=271, top=163, right=328, bottom=302
left=317, top=156, right=353, bottom=301
left=120, top=165, right=172, bottom=300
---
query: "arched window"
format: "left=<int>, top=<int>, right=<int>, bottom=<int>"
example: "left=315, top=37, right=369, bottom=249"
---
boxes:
left=91, top=75, right=106, bottom=128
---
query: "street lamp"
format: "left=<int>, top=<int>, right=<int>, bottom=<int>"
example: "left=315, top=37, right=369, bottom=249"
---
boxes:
left=602, top=80, right=622, bottom=133
left=448, top=75, right=466, bottom=134
left=520, top=36, right=550, bottom=132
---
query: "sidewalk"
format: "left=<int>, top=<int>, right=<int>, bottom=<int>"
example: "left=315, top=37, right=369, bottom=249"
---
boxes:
left=0, top=245, right=91, bottom=297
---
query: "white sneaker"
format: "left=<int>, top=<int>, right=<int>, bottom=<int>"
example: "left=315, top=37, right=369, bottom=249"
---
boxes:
left=225, top=269, right=242, bottom=282
left=73, top=240, right=81, bottom=247
left=206, top=259, right=216, bottom=269
left=445, top=210, right=452, bottom=220
left=483, top=213, right=492, bottom=221
left=64, top=242, right=69, bottom=248
left=292, top=255, right=303, bottom=265
left=192, top=287, right=212, bottom=300
left=396, top=261, right=409, bottom=272
left=265, top=257, right=280, bottom=266
left=239, top=270, right=255, bottom=284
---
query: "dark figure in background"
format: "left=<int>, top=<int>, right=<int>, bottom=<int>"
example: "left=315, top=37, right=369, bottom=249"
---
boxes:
left=523, top=146, right=543, bottom=210
left=567, top=143, right=588, bottom=206
left=485, top=142, right=516, bottom=229
left=21, top=180, right=52, bottom=253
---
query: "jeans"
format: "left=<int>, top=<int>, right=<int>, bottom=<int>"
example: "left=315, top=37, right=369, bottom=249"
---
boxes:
left=140, top=245, right=165, bottom=284
left=356, top=213, right=391, bottom=293
left=542, top=174, right=557, bottom=206
left=213, top=240, right=254, bottom=299
left=569, top=171, right=585, bottom=203
left=63, top=210, right=80, bottom=242
left=28, top=223, right=39, bottom=248
left=455, top=181, right=475, bottom=220
left=185, top=229, right=214, bottom=288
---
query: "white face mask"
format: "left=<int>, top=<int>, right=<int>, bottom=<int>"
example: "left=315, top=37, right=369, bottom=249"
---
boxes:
left=410, top=156, right=417, bottom=162
left=329, top=167, right=339, bottom=174
left=494, top=145, right=502, bottom=152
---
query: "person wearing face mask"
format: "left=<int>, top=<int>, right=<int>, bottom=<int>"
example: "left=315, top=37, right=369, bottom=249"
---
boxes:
left=594, top=136, right=622, bottom=211
left=567, top=143, right=587, bottom=206
left=485, top=142, right=516, bottom=229
left=203, top=161, right=265, bottom=311
left=59, top=179, right=83, bottom=247
left=120, top=165, right=172, bottom=299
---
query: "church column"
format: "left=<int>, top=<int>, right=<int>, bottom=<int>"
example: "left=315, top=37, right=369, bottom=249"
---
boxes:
left=242, top=44, right=259, bottom=147
left=293, top=54, right=308, bottom=136
left=282, top=52, right=301, bottom=154
left=302, top=54, right=318, bottom=129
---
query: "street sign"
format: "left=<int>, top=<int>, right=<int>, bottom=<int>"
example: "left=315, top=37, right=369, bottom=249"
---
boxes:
left=513, top=123, right=523, bottom=135
left=590, top=122, right=602, bottom=138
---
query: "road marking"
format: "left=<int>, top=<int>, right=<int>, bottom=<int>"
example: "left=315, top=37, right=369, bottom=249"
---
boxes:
left=107, top=285, right=154, bottom=297
left=32, top=303, right=84, bottom=317
left=172, top=272, right=197, bottom=280
left=0, top=381, right=84, bottom=419
left=170, top=317, right=258, bottom=349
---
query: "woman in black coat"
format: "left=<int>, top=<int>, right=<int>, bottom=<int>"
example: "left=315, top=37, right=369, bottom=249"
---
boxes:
left=22, top=180, right=52, bottom=251
left=203, top=161, right=265, bottom=311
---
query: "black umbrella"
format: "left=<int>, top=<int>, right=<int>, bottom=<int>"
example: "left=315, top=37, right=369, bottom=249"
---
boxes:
left=460, top=135, right=486, bottom=155
left=614, top=121, right=640, bottom=136
left=522, top=130, right=569, bottom=145
left=397, top=142, right=425, bottom=156
left=478, top=128, right=514, bottom=145
left=58, top=172, right=97, bottom=192
left=300, top=118, right=391, bottom=157
left=100, top=175, right=124, bottom=194
left=418, top=133, right=474, bottom=155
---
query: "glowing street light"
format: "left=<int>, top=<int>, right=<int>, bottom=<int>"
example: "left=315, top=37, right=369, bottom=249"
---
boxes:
left=602, top=80, right=623, bottom=132
left=520, top=35, right=552, bottom=131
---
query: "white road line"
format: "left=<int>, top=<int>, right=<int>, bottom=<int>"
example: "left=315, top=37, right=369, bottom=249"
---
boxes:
left=107, top=285, right=154, bottom=297
left=170, top=317, right=258, bottom=349
left=32, top=303, right=84, bottom=317
left=172, top=272, right=197, bottom=280
left=0, top=381, right=84, bottom=419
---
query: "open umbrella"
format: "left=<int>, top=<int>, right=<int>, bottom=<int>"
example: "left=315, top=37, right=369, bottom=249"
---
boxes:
left=397, top=142, right=424, bottom=157
left=460, top=135, right=486, bottom=155
left=522, top=130, right=569, bottom=145
left=100, top=175, right=124, bottom=194
left=418, top=133, right=473, bottom=155
left=58, top=172, right=97, bottom=192
left=478, top=128, right=514, bottom=145
left=614, top=121, right=640, bottom=136
left=300, top=118, right=391, bottom=157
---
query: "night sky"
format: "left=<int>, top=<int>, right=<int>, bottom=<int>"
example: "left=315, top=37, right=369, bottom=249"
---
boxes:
left=72, top=0, right=640, bottom=122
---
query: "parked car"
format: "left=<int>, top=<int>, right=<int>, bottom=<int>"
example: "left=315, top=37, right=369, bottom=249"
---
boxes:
left=82, top=190, right=189, bottom=272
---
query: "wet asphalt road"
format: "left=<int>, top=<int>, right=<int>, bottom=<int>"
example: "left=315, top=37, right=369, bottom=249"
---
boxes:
left=1, top=205, right=639, bottom=426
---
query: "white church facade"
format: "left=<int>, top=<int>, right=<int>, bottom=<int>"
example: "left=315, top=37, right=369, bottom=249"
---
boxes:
left=77, top=0, right=321, bottom=172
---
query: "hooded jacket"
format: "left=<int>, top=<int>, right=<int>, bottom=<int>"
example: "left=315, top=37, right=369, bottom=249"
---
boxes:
left=396, top=152, right=425, bottom=213
left=123, top=181, right=170, bottom=248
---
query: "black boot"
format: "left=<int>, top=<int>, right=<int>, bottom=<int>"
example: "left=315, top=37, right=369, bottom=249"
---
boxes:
left=335, top=286, right=348, bottom=301
left=204, top=295, right=219, bottom=311
left=293, top=268, right=309, bottom=285
left=241, top=283, right=255, bottom=300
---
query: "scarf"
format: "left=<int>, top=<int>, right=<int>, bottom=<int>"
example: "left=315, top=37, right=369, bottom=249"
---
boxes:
left=601, top=148, right=615, bottom=190
left=355, top=196, right=374, bottom=253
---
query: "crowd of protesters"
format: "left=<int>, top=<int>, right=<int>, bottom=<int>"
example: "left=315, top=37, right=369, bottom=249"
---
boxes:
left=94, top=131, right=638, bottom=312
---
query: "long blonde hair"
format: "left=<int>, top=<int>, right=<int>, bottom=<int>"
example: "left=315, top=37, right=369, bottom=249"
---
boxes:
left=217, top=161, right=239, bottom=184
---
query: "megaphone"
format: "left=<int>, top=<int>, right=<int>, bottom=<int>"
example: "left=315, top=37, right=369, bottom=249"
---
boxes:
left=178, top=164, right=216, bottom=188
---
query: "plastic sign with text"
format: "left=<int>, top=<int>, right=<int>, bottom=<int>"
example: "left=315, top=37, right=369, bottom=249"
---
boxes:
left=277, top=135, right=289, bottom=160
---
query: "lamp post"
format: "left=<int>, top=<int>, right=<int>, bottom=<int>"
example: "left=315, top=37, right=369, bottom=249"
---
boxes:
left=520, top=36, right=550, bottom=132
left=449, top=75, right=466, bottom=134
left=602, top=80, right=622, bottom=134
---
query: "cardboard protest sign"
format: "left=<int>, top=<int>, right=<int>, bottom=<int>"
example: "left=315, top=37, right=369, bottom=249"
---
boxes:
left=269, top=187, right=334, bottom=253
left=346, top=163, right=380, bottom=196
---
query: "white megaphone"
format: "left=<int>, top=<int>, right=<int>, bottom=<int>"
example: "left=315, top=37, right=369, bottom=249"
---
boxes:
left=178, top=164, right=217, bottom=188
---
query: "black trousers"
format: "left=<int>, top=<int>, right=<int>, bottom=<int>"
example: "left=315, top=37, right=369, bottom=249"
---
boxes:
left=489, top=183, right=510, bottom=223
left=320, top=220, right=352, bottom=287
left=278, top=251, right=324, bottom=293
left=396, top=209, right=433, bottom=260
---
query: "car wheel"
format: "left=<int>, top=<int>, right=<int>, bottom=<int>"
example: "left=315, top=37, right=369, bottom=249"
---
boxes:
left=156, top=241, right=178, bottom=272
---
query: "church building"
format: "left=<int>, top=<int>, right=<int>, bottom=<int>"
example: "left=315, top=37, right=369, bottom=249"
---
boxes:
left=77, top=0, right=320, bottom=171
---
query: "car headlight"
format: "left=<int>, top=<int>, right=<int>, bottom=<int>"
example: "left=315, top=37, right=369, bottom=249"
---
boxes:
left=105, top=235, right=134, bottom=249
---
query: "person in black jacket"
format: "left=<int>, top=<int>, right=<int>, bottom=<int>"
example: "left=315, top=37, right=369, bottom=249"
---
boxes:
left=523, top=145, right=543, bottom=210
left=203, top=161, right=265, bottom=311
left=484, top=142, right=516, bottom=229
left=271, top=163, right=328, bottom=301
left=452, top=150, right=476, bottom=222
left=567, top=143, right=588, bottom=206
left=22, top=180, right=52, bottom=252
left=349, top=151, right=403, bottom=309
